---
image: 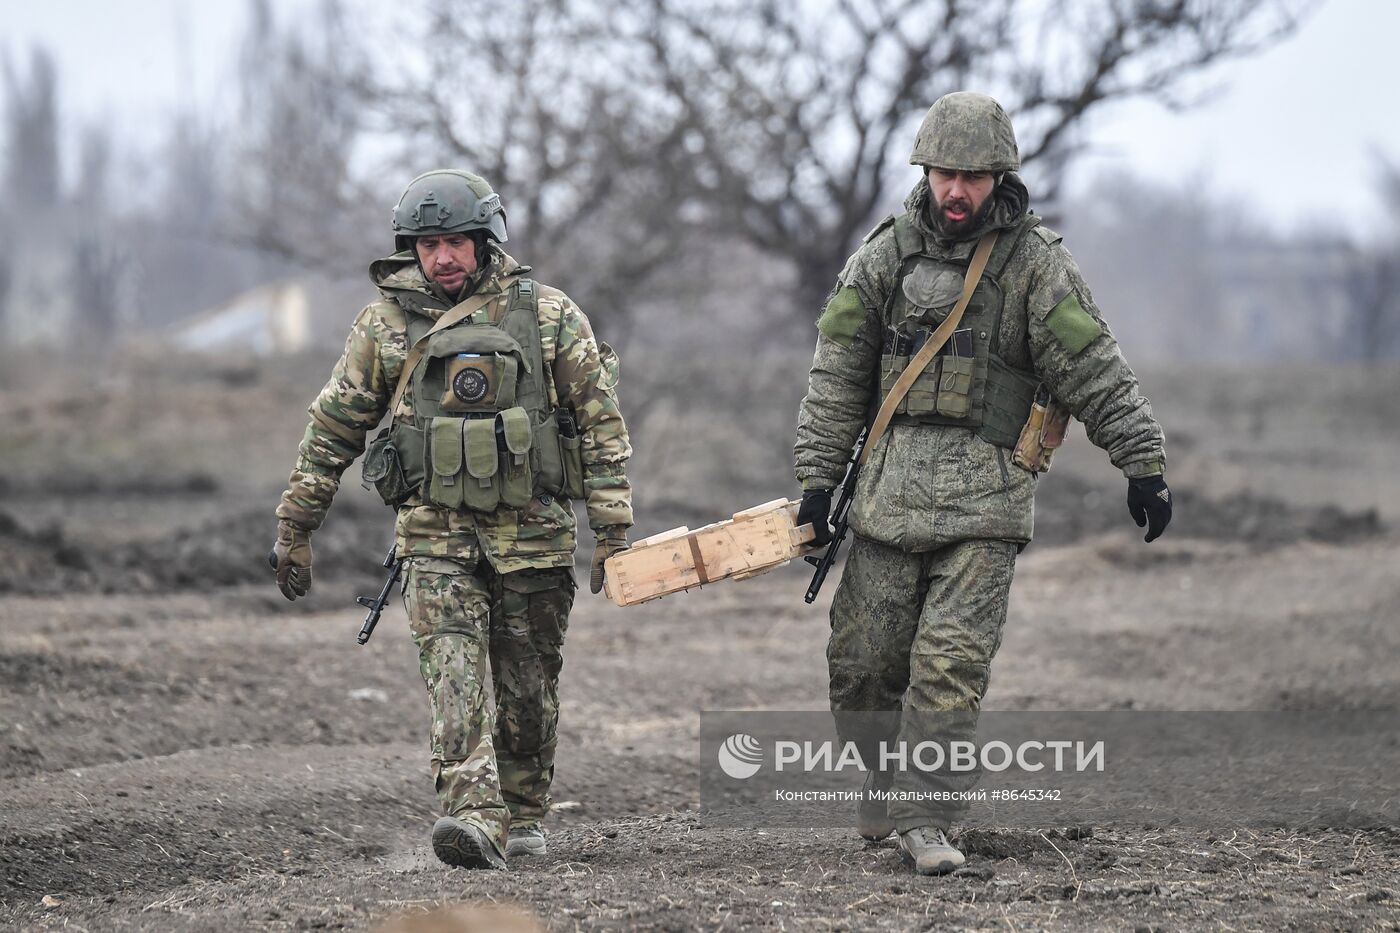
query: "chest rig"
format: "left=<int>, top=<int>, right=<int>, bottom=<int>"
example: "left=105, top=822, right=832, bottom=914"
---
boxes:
left=878, top=213, right=1043, bottom=449
left=362, top=279, right=586, bottom=512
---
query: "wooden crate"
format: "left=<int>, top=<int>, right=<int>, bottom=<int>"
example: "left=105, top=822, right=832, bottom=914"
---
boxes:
left=603, top=498, right=816, bottom=607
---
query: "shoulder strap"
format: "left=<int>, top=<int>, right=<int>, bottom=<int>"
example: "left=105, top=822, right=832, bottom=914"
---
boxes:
left=504, top=278, right=550, bottom=409
left=507, top=277, right=536, bottom=318
left=859, top=231, right=999, bottom=466
left=386, top=283, right=512, bottom=417
left=986, top=214, right=1041, bottom=278
left=862, top=214, right=896, bottom=244
left=891, top=214, right=924, bottom=261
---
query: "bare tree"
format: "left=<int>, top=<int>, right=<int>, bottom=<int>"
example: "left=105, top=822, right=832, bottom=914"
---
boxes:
left=229, top=0, right=1306, bottom=335
left=73, top=125, right=111, bottom=214
left=229, top=0, right=695, bottom=338
left=1343, top=157, right=1400, bottom=362
left=2, top=46, right=60, bottom=217
left=622, top=0, right=1309, bottom=315
left=364, top=0, right=704, bottom=340
left=69, top=233, right=122, bottom=354
left=0, top=218, right=11, bottom=343
left=66, top=125, right=125, bottom=352
left=231, top=0, right=379, bottom=272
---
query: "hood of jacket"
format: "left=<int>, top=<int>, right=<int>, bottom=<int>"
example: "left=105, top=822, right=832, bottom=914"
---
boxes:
left=368, top=244, right=529, bottom=317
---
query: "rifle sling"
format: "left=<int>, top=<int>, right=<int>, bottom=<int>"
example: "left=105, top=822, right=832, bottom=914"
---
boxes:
left=858, top=231, right=999, bottom=466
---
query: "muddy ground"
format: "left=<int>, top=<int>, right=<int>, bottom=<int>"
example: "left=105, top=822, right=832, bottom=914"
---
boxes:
left=1, top=355, right=1398, bottom=931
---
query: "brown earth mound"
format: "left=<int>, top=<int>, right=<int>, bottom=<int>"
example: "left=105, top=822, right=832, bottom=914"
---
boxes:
left=1030, top=476, right=1383, bottom=549
left=0, top=498, right=389, bottom=598
left=0, top=480, right=1383, bottom=597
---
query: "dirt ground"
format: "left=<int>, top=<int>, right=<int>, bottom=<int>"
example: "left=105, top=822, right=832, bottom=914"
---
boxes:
left=1, top=355, right=1397, bottom=931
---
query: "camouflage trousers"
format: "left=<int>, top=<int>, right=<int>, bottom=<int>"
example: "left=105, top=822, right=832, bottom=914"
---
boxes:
left=827, top=534, right=1017, bottom=832
left=402, top=556, right=575, bottom=855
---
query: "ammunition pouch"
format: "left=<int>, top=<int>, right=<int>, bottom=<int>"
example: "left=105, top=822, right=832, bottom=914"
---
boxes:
left=423, top=408, right=547, bottom=512
left=525, top=409, right=584, bottom=501
left=362, top=428, right=415, bottom=507
left=1011, top=388, right=1071, bottom=473
left=561, top=429, right=585, bottom=500
left=498, top=406, right=533, bottom=508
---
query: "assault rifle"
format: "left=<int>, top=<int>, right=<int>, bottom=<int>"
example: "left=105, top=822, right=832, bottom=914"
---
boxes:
left=804, top=426, right=867, bottom=604
left=356, top=545, right=403, bottom=645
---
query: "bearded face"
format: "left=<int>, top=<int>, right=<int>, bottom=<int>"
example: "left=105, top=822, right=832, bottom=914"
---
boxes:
left=927, top=168, right=997, bottom=239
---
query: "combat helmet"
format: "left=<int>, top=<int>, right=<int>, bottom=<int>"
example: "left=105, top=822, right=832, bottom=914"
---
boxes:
left=391, top=169, right=508, bottom=252
left=909, top=92, right=1020, bottom=173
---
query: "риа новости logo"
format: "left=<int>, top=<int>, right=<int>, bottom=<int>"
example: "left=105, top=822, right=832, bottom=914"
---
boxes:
left=717, top=733, right=764, bottom=779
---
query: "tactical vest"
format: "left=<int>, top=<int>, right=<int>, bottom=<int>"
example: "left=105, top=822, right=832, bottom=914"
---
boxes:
left=361, top=279, right=586, bottom=511
left=878, top=213, right=1043, bottom=449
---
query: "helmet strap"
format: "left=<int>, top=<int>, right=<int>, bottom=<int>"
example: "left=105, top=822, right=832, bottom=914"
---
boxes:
left=471, top=231, right=491, bottom=270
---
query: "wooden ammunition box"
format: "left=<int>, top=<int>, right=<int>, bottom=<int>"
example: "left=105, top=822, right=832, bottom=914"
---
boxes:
left=603, top=498, right=816, bottom=607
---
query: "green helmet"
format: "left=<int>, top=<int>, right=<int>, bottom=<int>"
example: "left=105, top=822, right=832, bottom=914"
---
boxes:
left=391, top=169, right=508, bottom=252
left=909, top=92, right=1020, bottom=173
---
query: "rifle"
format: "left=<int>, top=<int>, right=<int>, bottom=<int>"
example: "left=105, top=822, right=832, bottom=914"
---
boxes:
left=804, top=426, right=867, bottom=604
left=356, top=545, right=403, bottom=645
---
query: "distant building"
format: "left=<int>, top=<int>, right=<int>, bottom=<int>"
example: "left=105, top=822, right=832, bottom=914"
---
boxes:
left=169, top=277, right=372, bottom=356
left=171, top=281, right=311, bottom=355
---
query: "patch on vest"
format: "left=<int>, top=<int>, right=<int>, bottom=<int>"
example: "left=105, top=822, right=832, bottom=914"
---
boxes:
left=1045, top=292, right=1103, bottom=356
left=817, top=286, right=867, bottom=346
left=452, top=366, right=490, bottom=403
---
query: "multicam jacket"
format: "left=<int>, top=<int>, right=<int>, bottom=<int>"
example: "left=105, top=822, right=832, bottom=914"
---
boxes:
left=795, top=176, right=1165, bottom=550
left=277, top=247, right=632, bottom=573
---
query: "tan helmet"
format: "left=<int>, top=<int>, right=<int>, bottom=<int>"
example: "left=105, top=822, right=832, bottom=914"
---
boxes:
left=909, top=92, right=1020, bottom=173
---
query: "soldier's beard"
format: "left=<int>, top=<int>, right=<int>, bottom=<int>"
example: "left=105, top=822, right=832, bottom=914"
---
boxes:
left=932, top=194, right=994, bottom=239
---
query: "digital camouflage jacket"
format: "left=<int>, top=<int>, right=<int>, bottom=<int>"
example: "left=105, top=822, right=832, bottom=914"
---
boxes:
left=277, top=247, right=632, bottom=573
left=795, top=176, right=1165, bottom=550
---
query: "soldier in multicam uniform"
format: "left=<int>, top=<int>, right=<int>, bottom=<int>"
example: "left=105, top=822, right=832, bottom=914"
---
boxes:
left=793, top=93, right=1173, bottom=875
left=268, top=170, right=632, bottom=870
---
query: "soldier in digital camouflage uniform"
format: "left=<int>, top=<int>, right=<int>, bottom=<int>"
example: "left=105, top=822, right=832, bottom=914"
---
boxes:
left=269, top=170, right=632, bottom=870
left=794, top=93, right=1173, bottom=875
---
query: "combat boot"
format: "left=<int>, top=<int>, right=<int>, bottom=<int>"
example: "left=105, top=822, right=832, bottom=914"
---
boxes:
left=506, top=825, right=547, bottom=857
left=897, top=826, right=965, bottom=875
left=431, top=816, right=507, bottom=870
left=856, top=771, right=894, bottom=841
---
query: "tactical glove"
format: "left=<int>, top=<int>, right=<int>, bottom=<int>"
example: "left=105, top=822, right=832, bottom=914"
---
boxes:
left=797, top=488, right=834, bottom=547
left=268, top=521, right=314, bottom=600
left=1126, top=475, right=1172, bottom=543
left=590, top=527, right=630, bottom=595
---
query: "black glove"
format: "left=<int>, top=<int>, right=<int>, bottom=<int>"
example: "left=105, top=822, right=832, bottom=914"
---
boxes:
left=797, top=489, right=834, bottom=547
left=1126, top=475, right=1172, bottom=543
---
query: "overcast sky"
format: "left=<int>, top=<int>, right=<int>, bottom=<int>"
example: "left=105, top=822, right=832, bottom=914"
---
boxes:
left=5, top=0, right=1397, bottom=237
